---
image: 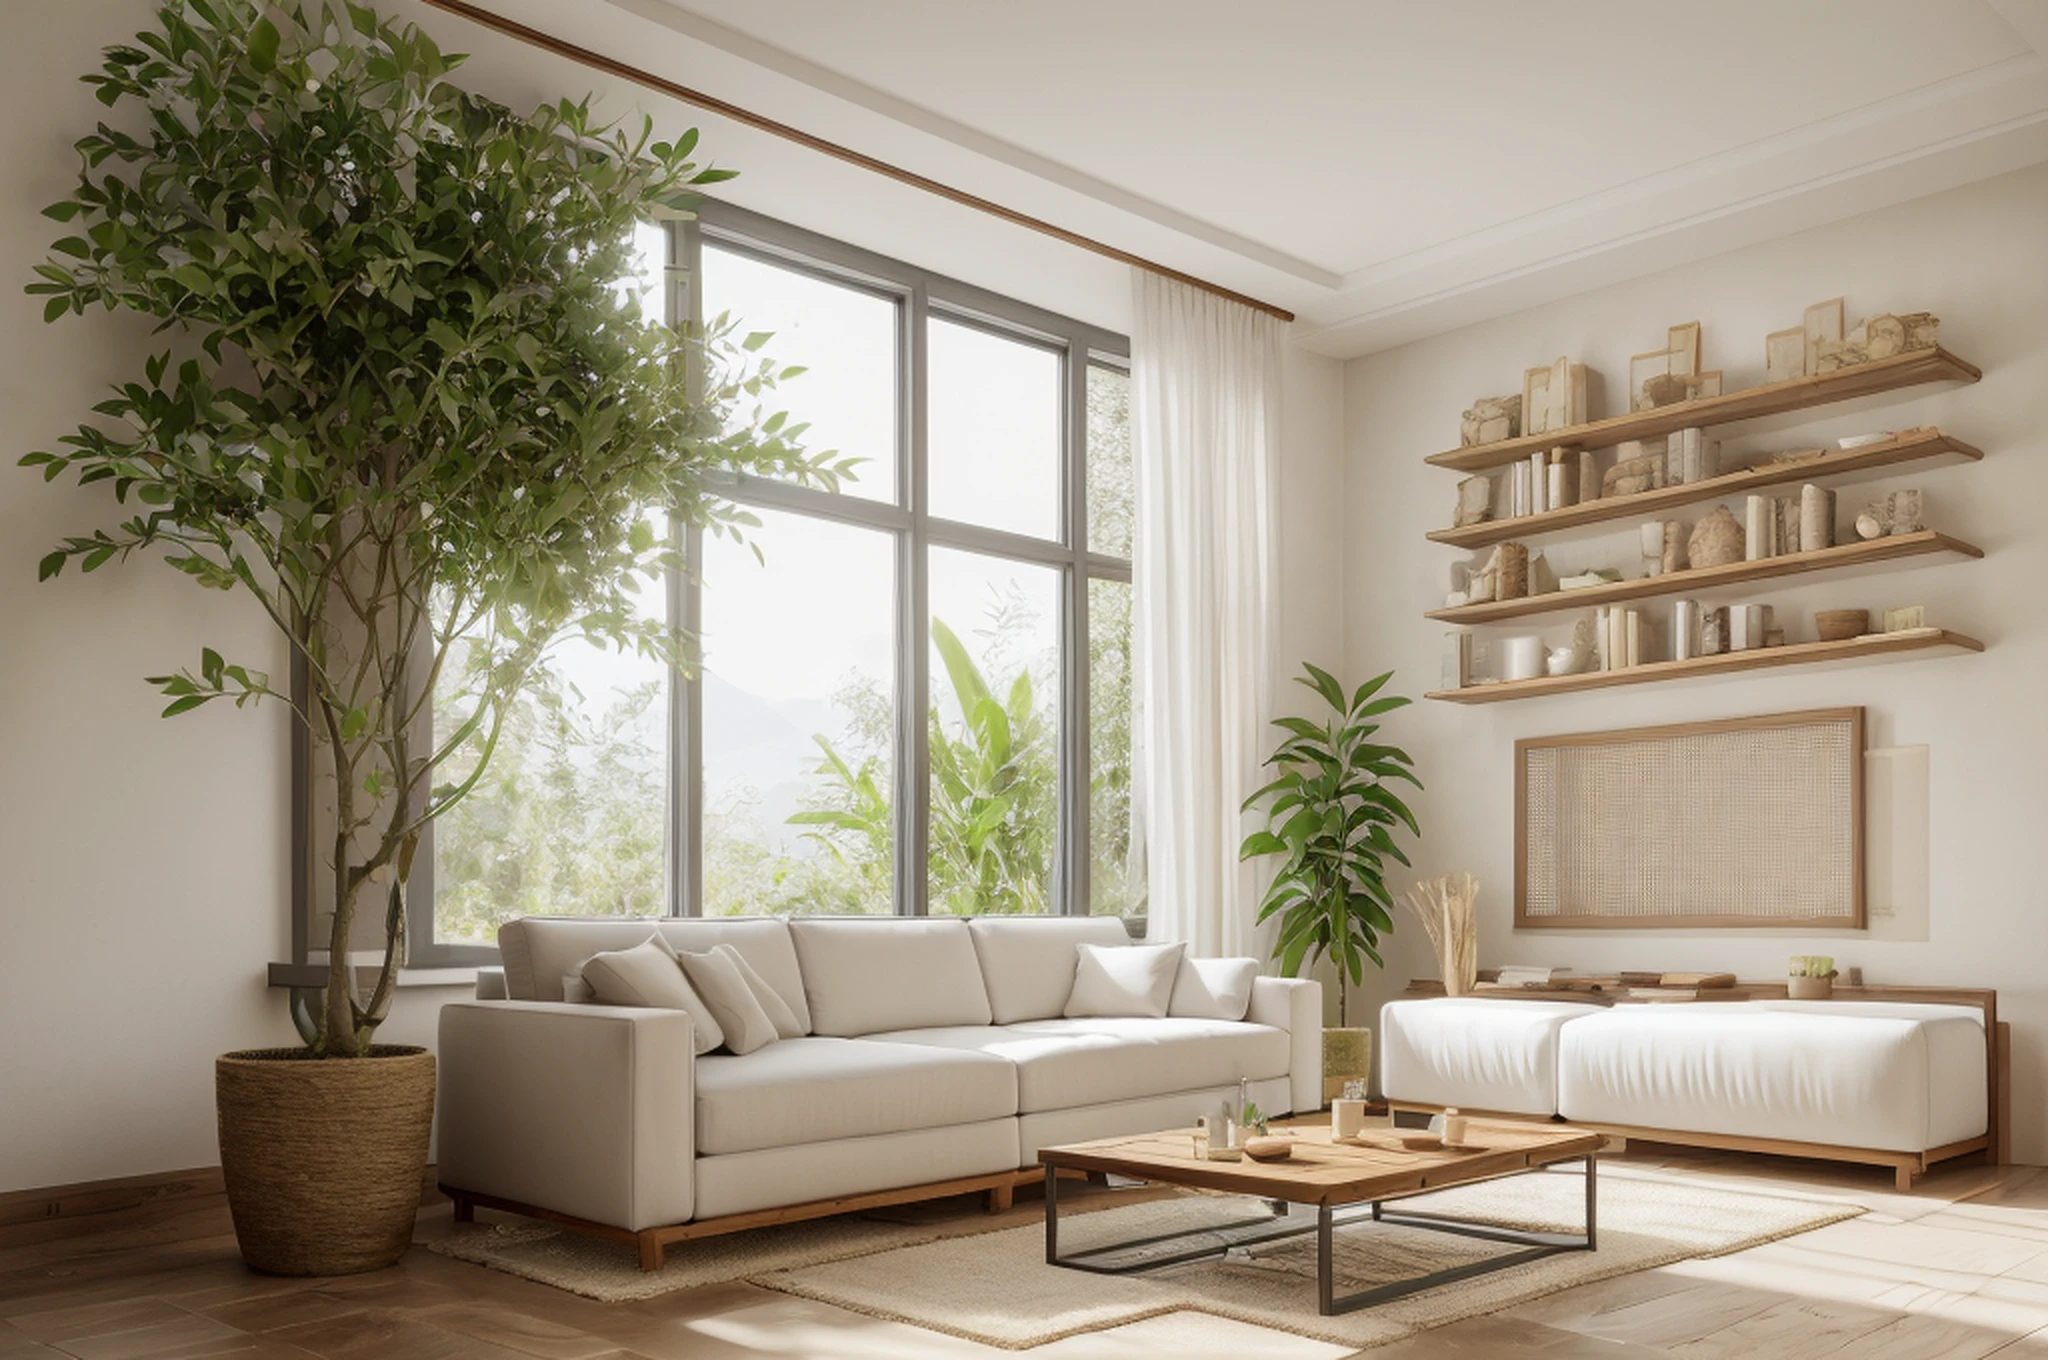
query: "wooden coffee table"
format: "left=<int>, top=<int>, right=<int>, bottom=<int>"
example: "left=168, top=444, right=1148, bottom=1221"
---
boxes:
left=1039, top=1119, right=1603, bottom=1315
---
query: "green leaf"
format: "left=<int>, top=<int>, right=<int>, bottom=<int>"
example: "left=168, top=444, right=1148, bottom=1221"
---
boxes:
left=161, top=694, right=209, bottom=717
left=37, top=551, right=65, bottom=580
left=247, top=17, right=280, bottom=70
left=1296, top=662, right=1345, bottom=712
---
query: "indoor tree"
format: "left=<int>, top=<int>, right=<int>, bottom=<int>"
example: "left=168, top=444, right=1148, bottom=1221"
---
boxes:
left=1239, top=665, right=1421, bottom=1027
left=24, top=0, right=829, bottom=1057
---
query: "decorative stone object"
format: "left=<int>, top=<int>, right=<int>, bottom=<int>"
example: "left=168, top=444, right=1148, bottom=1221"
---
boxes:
left=1688, top=505, right=1745, bottom=568
left=1855, top=488, right=1924, bottom=541
left=1546, top=615, right=1596, bottom=676
left=1559, top=568, right=1622, bottom=591
left=1882, top=605, right=1927, bottom=633
left=1602, top=454, right=1664, bottom=498
left=1660, top=520, right=1686, bottom=575
left=1528, top=550, right=1558, bottom=596
left=1459, top=394, right=1522, bottom=447
left=1577, top=449, right=1600, bottom=504
left=1493, top=541, right=1529, bottom=600
left=1888, top=488, right=1924, bottom=535
left=1454, top=474, right=1495, bottom=527
left=1700, top=605, right=1731, bottom=655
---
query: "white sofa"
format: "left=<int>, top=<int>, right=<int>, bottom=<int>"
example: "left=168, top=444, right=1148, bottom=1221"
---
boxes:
left=438, top=915, right=1320, bottom=1265
left=1382, top=994, right=1999, bottom=1189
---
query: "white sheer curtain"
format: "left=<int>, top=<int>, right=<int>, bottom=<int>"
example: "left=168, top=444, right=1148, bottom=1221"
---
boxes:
left=1131, top=270, right=1283, bottom=961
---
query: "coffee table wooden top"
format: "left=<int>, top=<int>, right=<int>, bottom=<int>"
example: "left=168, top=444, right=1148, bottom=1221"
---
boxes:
left=1039, top=1120, right=1603, bottom=1207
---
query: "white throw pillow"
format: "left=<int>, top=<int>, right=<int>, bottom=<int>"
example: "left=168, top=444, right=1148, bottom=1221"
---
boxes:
left=577, top=936, right=724, bottom=1056
left=715, top=943, right=805, bottom=1039
left=1064, top=941, right=1187, bottom=1019
left=679, top=948, right=782, bottom=1056
left=1168, top=956, right=1260, bottom=1021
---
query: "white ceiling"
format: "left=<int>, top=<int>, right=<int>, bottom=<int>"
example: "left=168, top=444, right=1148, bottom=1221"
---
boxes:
left=440, top=0, right=2048, bottom=354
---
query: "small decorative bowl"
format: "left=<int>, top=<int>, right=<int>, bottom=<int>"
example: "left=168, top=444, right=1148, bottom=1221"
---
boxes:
left=1241, top=1136, right=1294, bottom=1162
left=1815, top=610, right=1869, bottom=642
left=1788, top=974, right=1835, bottom=1000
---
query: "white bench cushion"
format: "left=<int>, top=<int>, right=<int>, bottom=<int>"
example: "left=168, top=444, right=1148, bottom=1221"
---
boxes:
left=966, top=916, right=1132, bottom=1023
left=693, top=1037, right=1016, bottom=1155
left=1557, top=1004, right=1987, bottom=1152
left=789, top=918, right=994, bottom=1036
left=1380, top=997, right=1603, bottom=1116
left=865, top=1018, right=1289, bottom=1113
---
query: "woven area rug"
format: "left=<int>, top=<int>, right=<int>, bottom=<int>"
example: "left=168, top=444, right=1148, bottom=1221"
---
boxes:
left=753, top=1166, right=1862, bottom=1350
left=431, top=1167, right=1859, bottom=1348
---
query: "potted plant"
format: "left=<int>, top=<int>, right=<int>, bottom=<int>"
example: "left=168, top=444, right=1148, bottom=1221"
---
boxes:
left=1789, top=955, right=1838, bottom=1000
left=1240, top=665, right=1420, bottom=1105
left=25, top=0, right=823, bottom=1274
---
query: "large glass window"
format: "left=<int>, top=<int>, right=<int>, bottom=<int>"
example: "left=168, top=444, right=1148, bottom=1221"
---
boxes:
left=419, top=206, right=1133, bottom=958
left=700, top=510, right=896, bottom=915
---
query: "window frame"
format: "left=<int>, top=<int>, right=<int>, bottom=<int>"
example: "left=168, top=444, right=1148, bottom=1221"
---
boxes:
left=409, top=201, right=1131, bottom=962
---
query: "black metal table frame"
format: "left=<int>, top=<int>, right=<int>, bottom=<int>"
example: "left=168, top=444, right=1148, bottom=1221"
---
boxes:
left=1043, top=1154, right=1597, bottom=1316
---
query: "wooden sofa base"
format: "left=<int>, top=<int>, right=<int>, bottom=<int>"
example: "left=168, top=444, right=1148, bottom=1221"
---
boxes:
left=442, top=1166, right=1081, bottom=1271
left=1387, top=1102, right=1989, bottom=1192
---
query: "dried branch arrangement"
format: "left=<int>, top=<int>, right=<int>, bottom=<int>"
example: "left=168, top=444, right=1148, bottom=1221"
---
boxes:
left=1402, top=872, right=1480, bottom=996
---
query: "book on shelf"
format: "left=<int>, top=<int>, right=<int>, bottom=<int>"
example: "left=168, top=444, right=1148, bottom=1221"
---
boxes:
left=1493, top=965, right=1567, bottom=988
left=1660, top=971, right=1736, bottom=988
left=1622, top=986, right=1750, bottom=1003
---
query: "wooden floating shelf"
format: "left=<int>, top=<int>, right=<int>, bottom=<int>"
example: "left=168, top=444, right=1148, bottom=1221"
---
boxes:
left=1426, top=628, right=1983, bottom=705
left=1426, top=347, right=1981, bottom=474
left=1426, top=530, right=1981, bottom=627
left=1426, top=427, right=1981, bottom=551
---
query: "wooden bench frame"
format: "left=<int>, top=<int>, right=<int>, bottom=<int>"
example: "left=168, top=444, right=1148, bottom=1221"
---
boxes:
left=441, top=1165, right=1106, bottom=1272
left=1394, top=981, right=2009, bottom=1192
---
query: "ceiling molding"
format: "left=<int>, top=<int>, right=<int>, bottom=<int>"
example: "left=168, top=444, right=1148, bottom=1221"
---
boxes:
left=1296, top=52, right=2048, bottom=354
left=606, top=0, right=1343, bottom=288
left=470, top=1, right=2048, bottom=358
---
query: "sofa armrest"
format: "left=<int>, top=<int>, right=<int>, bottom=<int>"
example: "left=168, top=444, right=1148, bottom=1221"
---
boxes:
left=1248, top=976, right=1323, bottom=1115
left=437, top=1001, right=694, bottom=1231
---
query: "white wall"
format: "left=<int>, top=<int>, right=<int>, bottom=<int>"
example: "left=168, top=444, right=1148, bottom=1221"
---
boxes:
left=1342, top=163, right=2048, bottom=1160
left=0, top=0, right=1345, bottom=1192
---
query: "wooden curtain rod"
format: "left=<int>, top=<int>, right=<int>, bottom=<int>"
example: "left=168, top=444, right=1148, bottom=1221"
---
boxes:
left=420, top=0, right=1296, bottom=322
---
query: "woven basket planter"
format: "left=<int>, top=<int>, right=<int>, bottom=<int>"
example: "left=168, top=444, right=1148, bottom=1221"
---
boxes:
left=216, top=1045, right=435, bottom=1275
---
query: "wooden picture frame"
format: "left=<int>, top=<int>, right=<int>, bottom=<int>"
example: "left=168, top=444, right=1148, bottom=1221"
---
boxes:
left=1516, top=707, right=1865, bottom=930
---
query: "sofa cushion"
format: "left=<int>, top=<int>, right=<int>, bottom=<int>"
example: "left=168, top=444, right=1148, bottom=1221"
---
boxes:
left=967, top=916, right=1132, bottom=1023
left=1066, top=942, right=1185, bottom=1019
left=1168, top=956, right=1260, bottom=1022
left=693, top=1037, right=1017, bottom=1155
left=1380, top=997, right=1603, bottom=1116
left=1558, top=1004, right=1987, bottom=1152
left=577, top=936, right=724, bottom=1056
left=866, top=1017, right=1289, bottom=1113
left=678, top=949, right=780, bottom=1056
left=497, top=917, right=810, bottom=1031
left=788, top=918, right=992, bottom=1036
left=718, top=944, right=805, bottom=1039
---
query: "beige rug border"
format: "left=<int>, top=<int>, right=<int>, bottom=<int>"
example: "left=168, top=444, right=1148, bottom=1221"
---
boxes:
left=746, top=1174, right=1867, bottom=1352
left=425, top=1183, right=1168, bottom=1302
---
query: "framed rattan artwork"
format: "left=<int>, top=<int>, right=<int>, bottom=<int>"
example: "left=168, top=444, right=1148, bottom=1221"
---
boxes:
left=1516, top=707, right=1864, bottom=930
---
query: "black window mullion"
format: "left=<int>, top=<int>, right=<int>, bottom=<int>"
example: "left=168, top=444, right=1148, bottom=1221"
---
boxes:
left=1061, top=343, right=1090, bottom=917
left=901, top=281, right=931, bottom=917
left=674, top=218, right=706, bottom=918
